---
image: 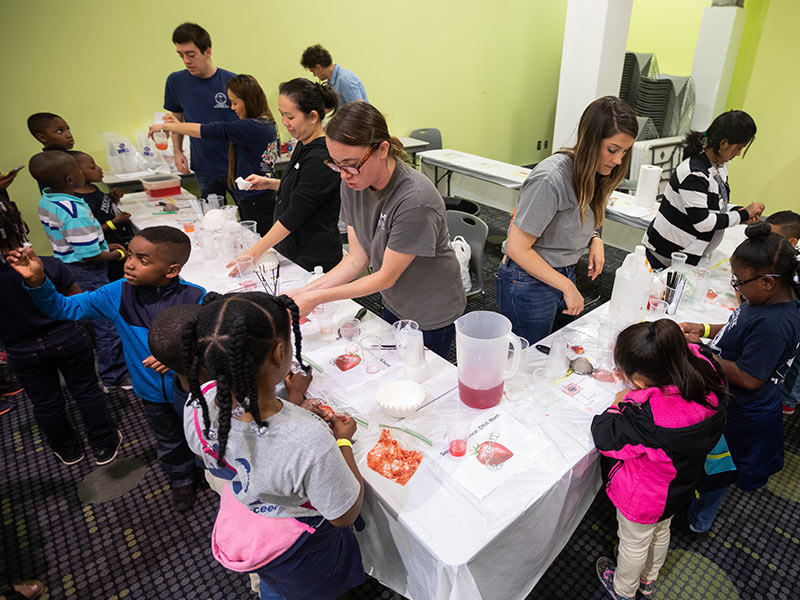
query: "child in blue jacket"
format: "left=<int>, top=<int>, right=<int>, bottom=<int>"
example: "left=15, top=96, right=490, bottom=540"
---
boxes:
left=8, top=225, right=205, bottom=512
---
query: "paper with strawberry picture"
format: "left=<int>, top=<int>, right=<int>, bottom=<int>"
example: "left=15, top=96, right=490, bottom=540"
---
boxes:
left=303, top=341, right=403, bottom=392
left=428, top=406, right=551, bottom=500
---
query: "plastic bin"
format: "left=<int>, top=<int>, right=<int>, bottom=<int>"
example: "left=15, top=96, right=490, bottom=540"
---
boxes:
left=141, top=175, right=181, bottom=198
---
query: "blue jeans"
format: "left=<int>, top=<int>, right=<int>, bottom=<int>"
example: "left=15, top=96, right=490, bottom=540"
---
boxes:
left=65, top=261, right=128, bottom=386
left=5, top=323, right=116, bottom=454
left=140, top=398, right=196, bottom=488
left=194, top=173, right=232, bottom=201
left=259, top=579, right=285, bottom=600
left=495, top=258, right=576, bottom=344
left=382, top=307, right=456, bottom=360
left=687, top=486, right=728, bottom=532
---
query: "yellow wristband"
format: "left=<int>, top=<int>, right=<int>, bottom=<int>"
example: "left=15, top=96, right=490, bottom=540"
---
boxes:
left=106, top=220, right=116, bottom=231
left=336, top=438, right=353, bottom=448
left=702, top=323, right=711, bottom=338
left=115, top=248, right=126, bottom=260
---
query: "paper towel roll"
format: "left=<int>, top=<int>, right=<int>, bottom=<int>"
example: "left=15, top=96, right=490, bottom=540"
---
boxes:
left=634, top=164, right=662, bottom=208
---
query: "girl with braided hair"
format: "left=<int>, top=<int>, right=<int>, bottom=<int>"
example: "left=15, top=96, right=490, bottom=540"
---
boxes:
left=181, top=291, right=365, bottom=600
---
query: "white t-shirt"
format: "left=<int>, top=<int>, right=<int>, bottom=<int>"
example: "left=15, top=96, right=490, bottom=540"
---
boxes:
left=183, top=382, right=360, bottom=521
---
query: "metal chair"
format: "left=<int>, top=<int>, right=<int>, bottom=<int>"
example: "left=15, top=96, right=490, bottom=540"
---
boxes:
left=446, top=210, right=488, bottom=306
left=410, top=128, right=442, bottom=151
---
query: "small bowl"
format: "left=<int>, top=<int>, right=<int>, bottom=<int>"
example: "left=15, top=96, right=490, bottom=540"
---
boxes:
left=376, top=380, right=426, bottom=418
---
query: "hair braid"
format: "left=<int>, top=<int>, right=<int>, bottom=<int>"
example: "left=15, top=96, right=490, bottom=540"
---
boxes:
left=276, top=295, right=309, bottom=374
left=229, top=315, right=265, bottom=427
left=181, top=316, right=213, bottom=433
left=214, top=371, right=234, bottom=468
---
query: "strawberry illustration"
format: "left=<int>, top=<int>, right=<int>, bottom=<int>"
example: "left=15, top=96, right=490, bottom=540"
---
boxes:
left=472, top=434, right=513, bottom=470
left=334, top=353, right=361, bottom=372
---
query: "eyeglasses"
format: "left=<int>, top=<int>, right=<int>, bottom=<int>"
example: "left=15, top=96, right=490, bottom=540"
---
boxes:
left=730, top=273, right=782, bottom=290
left=324, top=143, right=380, bottom=175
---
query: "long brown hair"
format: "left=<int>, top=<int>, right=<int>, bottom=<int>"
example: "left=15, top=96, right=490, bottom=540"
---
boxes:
left=561, top=96, right=638, bottom=227
left=325, top=102, right=409, bottom=163
left=226, top=74, right=275, bottom=187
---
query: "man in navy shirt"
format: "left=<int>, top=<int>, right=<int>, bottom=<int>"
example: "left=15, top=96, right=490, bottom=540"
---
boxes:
left=163, top=22, right=237, bottom=199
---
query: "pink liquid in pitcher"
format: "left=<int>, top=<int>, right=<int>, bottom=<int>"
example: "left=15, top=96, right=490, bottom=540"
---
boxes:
left=449, top=439, right=467, bottom=457
left=458, top=381, right=504, bottom=409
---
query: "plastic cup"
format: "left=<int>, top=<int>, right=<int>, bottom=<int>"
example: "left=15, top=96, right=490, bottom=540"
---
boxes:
left=196, top=230, right=217, bottom=260
left=240, top=220, right=257, bottom=235
left=360, top=335, right=383, bottom=374
left=337, top=318, right=361, bottom=342
left=234, top=256, right=257, bottom=290
left=647, top=299, right=668, bottom=317
left=691, top=267, right=711, bottom=310
left=670, top=252, right=688, bottom=269
left=182, top=219, right=195, bottom=233
left=446, top=415, right=471, bottom=458
left=153, top=130, right=168, bottom=151
left=312, top=303, right=335, bottom=336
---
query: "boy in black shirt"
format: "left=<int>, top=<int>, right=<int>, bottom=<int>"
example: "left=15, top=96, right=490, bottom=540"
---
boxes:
left=70, top=150, right=136, bottom=281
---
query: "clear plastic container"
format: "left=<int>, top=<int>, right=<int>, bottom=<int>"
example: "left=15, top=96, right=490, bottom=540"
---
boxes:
left=141, top=175, right=181, bottom=198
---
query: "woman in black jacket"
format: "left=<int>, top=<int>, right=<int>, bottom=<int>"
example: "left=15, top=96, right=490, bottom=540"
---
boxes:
left=230, top=78, right=342, bottom=272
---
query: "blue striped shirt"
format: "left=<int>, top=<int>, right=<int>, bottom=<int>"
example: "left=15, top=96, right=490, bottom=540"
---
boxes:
left=38, top=189, right=108, bottom=263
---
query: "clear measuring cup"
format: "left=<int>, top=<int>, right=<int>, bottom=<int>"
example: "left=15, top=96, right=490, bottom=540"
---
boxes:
left=455, top=311, right=521, bottom=409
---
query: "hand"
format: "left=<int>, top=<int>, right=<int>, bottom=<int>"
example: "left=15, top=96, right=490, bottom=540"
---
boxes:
left=6, top=246, right=45, bottom=286
left=744, top=202, right=765, bottom=220
left=678, top=321, right=704, bottom=343
left=561, top=282, right=584, bottom=316
left=161, top=113, right=179, bottom=125
left=109, top=187, right=124, bottom=201
left=147, top=123, right=169, bottom=139
left=611, top=388, right=631, bottom=407
left=0, top=169, right=21, bottom=190
left=226, top=248, right=260, bottom=277
left=284, top=369, right=313, bottom=402
left=108, top=243, right=126, bottom=253
left=142, top=355, right=169, bottom=374
left=331, top=415, right=357, bottom=442
left=285, top=290, right=318, bottom=318
left=112, top=212, right=131, bottom=225
left=587, top=236, right=605, bottom=281
left=173, top=150, right=190, bottom=174
left=244, top=174, right=279, bottom=191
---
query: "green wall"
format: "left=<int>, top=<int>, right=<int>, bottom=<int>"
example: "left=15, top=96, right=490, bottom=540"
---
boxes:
left=1, top=0, right=794, bottom=254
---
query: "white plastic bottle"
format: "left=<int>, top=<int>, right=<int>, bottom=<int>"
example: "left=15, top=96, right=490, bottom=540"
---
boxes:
left=307, top=265, right=324, bottom=285
left=609, top=245, right=654, bottom=321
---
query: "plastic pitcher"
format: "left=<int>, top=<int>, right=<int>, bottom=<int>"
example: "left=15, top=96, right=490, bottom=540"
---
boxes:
left=455, top=311, right=521, bottom=409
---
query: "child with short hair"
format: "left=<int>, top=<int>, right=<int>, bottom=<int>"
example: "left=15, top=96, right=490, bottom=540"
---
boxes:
left=29, top=150, right=128, bottom=387
left=27, top=112, right=74, bottom=151
left=7, top=226, right=206, bottom=512
left=181, top=292, right=365, bottom=599
left=0, top=190, right=120, bottom=466
left=681, top=222, right=800, bottom=532
left=764, top=210, right=800, bottom=416
left=592, top=319, right=727, bottom=600
left=69, top=150, right=135, bottom=282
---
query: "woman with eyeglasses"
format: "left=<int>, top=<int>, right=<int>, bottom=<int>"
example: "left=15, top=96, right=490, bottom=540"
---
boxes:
left=679, top=222, right=800, bottom=533
left=231, top=78, right=342, bottom=272
left=643, top=109, right=764, bottom=270
left=286, top=102, right=466, bottom=359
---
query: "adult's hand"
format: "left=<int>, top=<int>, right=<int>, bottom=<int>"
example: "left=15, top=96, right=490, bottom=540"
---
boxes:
left=173, top=150, right=190, bottom=174
left=744, top=202, right=765, bottom=220
left=587, top=236, right=605, bottom=280
left=562, top=281, right=584, bottom=316
left=244, top=174, right=279, bottom=191
left=285, top=289, right=318, bottom=318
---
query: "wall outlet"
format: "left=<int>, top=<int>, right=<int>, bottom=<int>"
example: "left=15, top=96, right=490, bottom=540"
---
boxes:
left=544, top=140, right=549, bottom=149
left=537, top=140, right=542, bottom=150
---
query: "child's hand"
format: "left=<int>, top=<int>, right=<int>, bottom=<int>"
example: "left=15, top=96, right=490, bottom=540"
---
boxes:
left=112, top=212, right=131, bottom=225
left=611, top=388, right=631, bottom=407
left=142, top=355, right=170, bottom=374
left=284, top=370, right=312, bottom=404
left=6, top=246, right=45, bottom=287
left=331, top=415, right=357, bottom=442
left=109, top=187, right=124, bottom=201
left=678, top=322, right=704, bottom=343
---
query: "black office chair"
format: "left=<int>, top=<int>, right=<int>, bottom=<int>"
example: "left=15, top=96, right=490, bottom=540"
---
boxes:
left=410, top=128, right=442, bottom=151
left=446, top=210, right=489, bottom=307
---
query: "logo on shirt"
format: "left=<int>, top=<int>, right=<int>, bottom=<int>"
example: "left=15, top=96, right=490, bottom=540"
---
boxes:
left=377, top=213, right=387, bottom=230
left=231, top=457, right=251, bottom=494
left=214, top=92, right=230, bottom=108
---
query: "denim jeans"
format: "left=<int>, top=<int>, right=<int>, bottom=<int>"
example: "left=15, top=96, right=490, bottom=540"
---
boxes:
left=495, top=258, right=576, bottom=344
left=194, top=173, right=232, bottom=202
left=687, top=486, right=728, bottom=532
left=140, top=398, right=197, bottom=488
left=382, top=307, right=456, bottom=360
left=5, top=322, right=116, bottom=454
left=65, top=261, right=128, bottom=386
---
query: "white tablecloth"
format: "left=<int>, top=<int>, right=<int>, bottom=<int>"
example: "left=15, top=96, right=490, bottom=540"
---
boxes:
left=120, top=191, right=738, bottom=600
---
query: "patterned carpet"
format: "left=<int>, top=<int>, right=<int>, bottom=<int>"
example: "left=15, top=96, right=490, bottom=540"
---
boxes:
left=2, top=206, right=798, bottom=599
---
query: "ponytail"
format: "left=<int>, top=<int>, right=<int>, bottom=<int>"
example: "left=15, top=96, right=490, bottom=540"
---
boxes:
left=683, top=109, right=756, bottom=160
left=732, top=222, right=800, bottom=295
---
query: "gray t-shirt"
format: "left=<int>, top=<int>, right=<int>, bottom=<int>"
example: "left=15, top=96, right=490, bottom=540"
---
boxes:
left=510, top=153, right=596, bottom=268
left=340, top=161, right=466, bottom=330
left=184, top=383, right=360, bottom=521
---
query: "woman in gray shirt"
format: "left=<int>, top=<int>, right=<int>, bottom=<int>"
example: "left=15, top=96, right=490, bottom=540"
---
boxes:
left=496, top=96, right=637, bottom=343
left=287, top=103, right=465, bottom=358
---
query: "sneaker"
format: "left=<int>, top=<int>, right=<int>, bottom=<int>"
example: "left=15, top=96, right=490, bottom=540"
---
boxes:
left=172, top=482, right=197, bottom=513
left=596, top=556, right=635, bottom=600
left=688, top=522, right=710, bottom=534
left=54, top=446, right=85, bottom=466
left=93, top=429, right=123, bottom=466
left=638, top=580, right=655, bottom=598
left=783, top=405, right=795, bottom=417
